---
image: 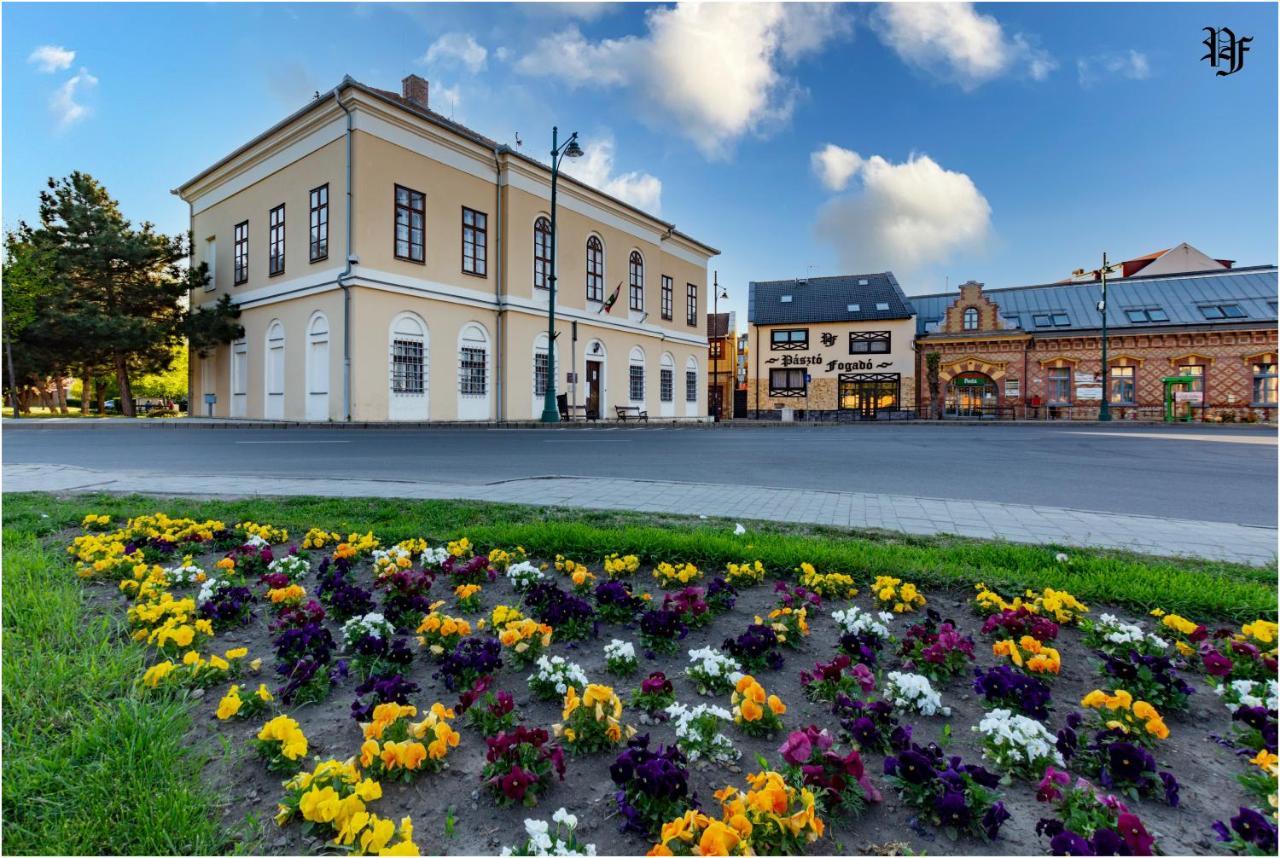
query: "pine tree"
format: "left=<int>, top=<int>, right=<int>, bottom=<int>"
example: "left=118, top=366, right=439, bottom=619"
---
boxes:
left=21, top=173, right=190, bottom=416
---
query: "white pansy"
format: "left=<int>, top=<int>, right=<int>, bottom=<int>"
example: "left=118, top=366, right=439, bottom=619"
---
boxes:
left=665, top=701, right=739, bottom=762
left=685, top=646, right=744, bottom=692
left=884, top=670, right=949, bottom=716
left=528, top=655, right=589, bottom=699
left=507, top=560, right=545, bottom=591
left=197, top=577, right=230, bottom=606
left=267, top=553, right=311, bottom=581
left=244, top=534, right=270, bottom=548
left=166, top=560, right=205, bottom=586
left=1216, top=678, right=1279, bottom=713
left=832, top=605, right=892, bottom=639
left=421, top=546, right=451, bottom=567
left=975, top=708, right=1064, bottom=773
left=341, top=612, right=395, bottom=647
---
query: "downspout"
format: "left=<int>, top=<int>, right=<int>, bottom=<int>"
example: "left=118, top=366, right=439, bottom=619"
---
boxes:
left=335, top=85, right=355, bottom=421
left=492, top=146, right=505, bottom=421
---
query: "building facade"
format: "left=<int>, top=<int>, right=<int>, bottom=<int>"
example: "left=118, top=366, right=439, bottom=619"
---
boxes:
left=912, top=267, right=1278, bottom=421
left=707, top=311, right=736, bottom=418
left=176, top=75, right=717, bottom=422
left=746, top=274, right=917, bottom=418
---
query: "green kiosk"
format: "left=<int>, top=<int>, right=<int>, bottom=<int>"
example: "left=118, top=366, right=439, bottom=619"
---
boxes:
left=1161, top=375, right=1201, bottom=422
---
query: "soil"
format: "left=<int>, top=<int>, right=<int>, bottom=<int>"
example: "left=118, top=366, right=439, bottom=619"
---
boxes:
left=75, top=536, right=1262, bottom=857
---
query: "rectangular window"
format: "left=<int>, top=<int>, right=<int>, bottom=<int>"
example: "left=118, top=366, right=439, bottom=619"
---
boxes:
left=1032, top=314, right=1051, bottom=327
left=1109, top=365, right=1135, bottom=404
left=268, top=203, right=285, bottom=276
left=309, top=185, right=328, bottom=262
left=534, top=352, right=548, bottom=397
left=233, top=221, right=248, bottom=285
left=769, top=368, right=807, bottom=397
left=391, top=340, right=424, bottom=394
left=661, top=276, right=673, bottom=320
left=849, top=331, right=891, bottom=354
left=770, top=329, right=809, bottom=350
left=395, top=185, right=425, bottom=262
left=686, top=283, right=698, bottom=326
left=1179, top=364, right=1204, bottom=393
left=660, top=368, right=673, bottom=402
left=461, top=207, right=487, bottom=276
left=1220, top=304, right=1246, bottom=318
left=686, top=370, right=698, bottom=402
left=629, top=365, right=645, bottom=401
left=1051, top=313, right=1070, bottom=326
left=204, top=237, right=216, bottom=290
left=1146, top=307, right=1169, bottom=322
left=1252, top=363, right=1277, bottom=405
left=460, top=347, right=487, bottom=396
left=1124, top=309, right=1148, bottom=323
left=630, top=276, right=644, bottom=311
left=1047, top=367, right=1072, bottom=403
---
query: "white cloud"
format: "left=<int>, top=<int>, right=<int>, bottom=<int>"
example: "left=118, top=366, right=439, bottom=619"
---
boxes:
left=50, top=67, right=98, bottom=129
left=28, top=44, right=75, bottom=73
left=423, top=32, right=488, bottom=73
left=561, top=132, right=662, bottom=214
left=814, top=149, right=991, bottom=275
left=1077, top=50, right=1151, bottom=87
left=520, top=3, right=618, bottom=22
left=811, top=144, right=864, bottom=192
left=516, top=3, right=851, bottom=158
left=871, top=3, right=1054, bottom=89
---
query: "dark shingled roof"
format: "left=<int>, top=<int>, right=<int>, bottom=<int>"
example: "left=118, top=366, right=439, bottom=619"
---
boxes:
left=748, top=273, right=914, bottom=326
left=911, top=266, right=1278, bottom=336
left=707, top=312, right=733, bottom=338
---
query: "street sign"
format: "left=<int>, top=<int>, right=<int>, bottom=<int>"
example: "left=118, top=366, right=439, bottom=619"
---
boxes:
left=566, top=372, right=578, bottom=384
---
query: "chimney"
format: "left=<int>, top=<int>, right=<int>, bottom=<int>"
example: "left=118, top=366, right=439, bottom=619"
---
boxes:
left=401, top=74, right=428, bottom=109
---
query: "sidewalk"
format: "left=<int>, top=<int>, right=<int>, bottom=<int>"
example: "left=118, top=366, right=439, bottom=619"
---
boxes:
left=5, top=463, right=1275, bottom=566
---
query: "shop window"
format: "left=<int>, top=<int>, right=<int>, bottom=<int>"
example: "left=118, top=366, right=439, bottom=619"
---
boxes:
left=769, top=368, right=806, bottom=397
left=1047, top=367, right=1072, bottom=403
left=1179, top=364, right=1205, bottom=393
left=770, top=329, right=808, bottom=350
left=1253, top=363, right=1276, bottom=406
left=1108, top=366, right=1135, bottom=404
left=849, top=331, right=891, bottom=354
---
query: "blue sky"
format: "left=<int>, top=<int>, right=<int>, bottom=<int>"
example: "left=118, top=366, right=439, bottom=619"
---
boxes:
left=4, top=2, right=1276, bottom=323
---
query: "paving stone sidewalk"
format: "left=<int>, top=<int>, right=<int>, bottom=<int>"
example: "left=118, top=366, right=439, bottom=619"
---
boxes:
left=4, top=462, right=1275, bottom=567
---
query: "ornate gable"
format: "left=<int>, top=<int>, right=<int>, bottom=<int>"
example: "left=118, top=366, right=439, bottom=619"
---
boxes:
left=939, top=281, right=1007, bottom=334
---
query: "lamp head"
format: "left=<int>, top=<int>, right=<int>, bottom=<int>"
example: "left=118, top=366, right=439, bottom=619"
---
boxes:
left=564, top=138, right=584, bottom=159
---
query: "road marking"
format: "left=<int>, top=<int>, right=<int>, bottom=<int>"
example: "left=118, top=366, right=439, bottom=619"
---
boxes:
left=541, top=439, right=630, bottom=443
left=234, top=440, right=353, bottom=444
left=1072, top=431, right=1276, bottom=445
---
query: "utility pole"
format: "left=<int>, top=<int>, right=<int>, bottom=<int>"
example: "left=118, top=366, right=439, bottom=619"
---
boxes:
left=1097, top=251, right=1111, bottom=422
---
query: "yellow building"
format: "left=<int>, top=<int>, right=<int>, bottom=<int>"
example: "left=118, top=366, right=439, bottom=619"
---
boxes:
left=746, top=274, right=917, bottom=418
left=175, top=75, right=718, bottom=422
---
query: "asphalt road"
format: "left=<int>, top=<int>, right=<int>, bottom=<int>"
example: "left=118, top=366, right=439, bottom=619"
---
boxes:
left=4, top=422, right=1276, bottom=526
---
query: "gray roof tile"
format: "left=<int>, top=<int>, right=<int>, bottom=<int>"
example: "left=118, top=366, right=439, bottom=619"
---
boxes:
left=749, top=273, right=914, bottom=325
left=912, top=267, right=1278, bottom=335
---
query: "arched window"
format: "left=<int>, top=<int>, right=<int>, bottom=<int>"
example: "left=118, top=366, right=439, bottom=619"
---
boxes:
left=659, top=353, right=675, bottom=404
left=684, top=357, right=699, bottom=411
left=459, top=324, right=490, bottom=397
left=628, top=251, right=644, bottom=311
left=962, top=307, right=978, bottom=331
left=388, top=313, right=428, bottom=421
left=264, top=320, right=285, bottom=419
left=533, top=217, right=552, bottom=290
left=306, top=312, right=330, bottom=421
left=628, top=346, right=646, bottom=403
left=586, top=235, right=604, bottom=302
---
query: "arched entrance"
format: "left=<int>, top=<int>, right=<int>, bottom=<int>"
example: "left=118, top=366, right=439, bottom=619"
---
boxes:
left=945, top=372, right=998, bottom=417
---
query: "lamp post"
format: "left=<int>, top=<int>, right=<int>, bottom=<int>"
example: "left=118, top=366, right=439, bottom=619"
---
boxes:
left=1097, top=251, right=1112, bottom=422
left=711, top=273, right=727, bottom=420
left=540, top=126, right=584, bottom=423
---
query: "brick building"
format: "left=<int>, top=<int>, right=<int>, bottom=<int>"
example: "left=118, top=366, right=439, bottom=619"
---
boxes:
left=747, top=273, right=917, bottom=418
left=707, top=311, right=736, bottom=418
left=911, top=265, right=1278, bottom=421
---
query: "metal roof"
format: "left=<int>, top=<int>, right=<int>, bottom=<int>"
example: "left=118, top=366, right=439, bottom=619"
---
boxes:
left=911, top=266, right=1278, bottom=336
left=748, top=272, right=914, bottom=326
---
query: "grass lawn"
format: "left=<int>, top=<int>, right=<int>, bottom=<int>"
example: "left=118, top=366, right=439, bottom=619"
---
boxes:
left=2, top=490, right=1274, bottom=854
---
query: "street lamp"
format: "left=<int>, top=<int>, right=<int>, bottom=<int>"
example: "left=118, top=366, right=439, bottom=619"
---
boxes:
left=540, top=126, right=584, bottom=423
left=1097, top=251, right=1113, bottom=422
left=711, top=273, right=728, bottom=420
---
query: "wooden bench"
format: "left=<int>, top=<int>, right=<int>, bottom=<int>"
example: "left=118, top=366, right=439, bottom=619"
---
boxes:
left=614, top=405, right=648, bottom=422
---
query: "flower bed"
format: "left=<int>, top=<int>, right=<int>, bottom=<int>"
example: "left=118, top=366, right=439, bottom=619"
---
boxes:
left=61, top=512, right=1277, bottom=856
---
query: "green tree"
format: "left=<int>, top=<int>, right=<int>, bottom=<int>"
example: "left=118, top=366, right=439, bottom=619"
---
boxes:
left=21, top=173, right=189, bottom=417
left=925, top=351, right=943, bottom=420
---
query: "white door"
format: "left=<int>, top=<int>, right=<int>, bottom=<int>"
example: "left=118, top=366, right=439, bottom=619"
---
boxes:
left=265, top=322, right=285, bottom=419
left=306, top=315, right=329, bottom=421
left=231, top=341, right=247, bottom=417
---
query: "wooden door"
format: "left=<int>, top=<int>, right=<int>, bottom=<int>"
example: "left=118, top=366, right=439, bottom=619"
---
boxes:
left=586, top=360, right=602, bottom=419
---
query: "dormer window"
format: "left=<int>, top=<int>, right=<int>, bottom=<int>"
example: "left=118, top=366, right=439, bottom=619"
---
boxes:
left=875, top=302, right=890, bottom=311
left=780, top=295, right=793, bottom=303
left=962, top=307, right=978, bottom=330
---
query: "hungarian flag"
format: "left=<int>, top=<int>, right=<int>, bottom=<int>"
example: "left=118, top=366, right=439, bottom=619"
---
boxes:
left=600, top=281, right=623, bottom=314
